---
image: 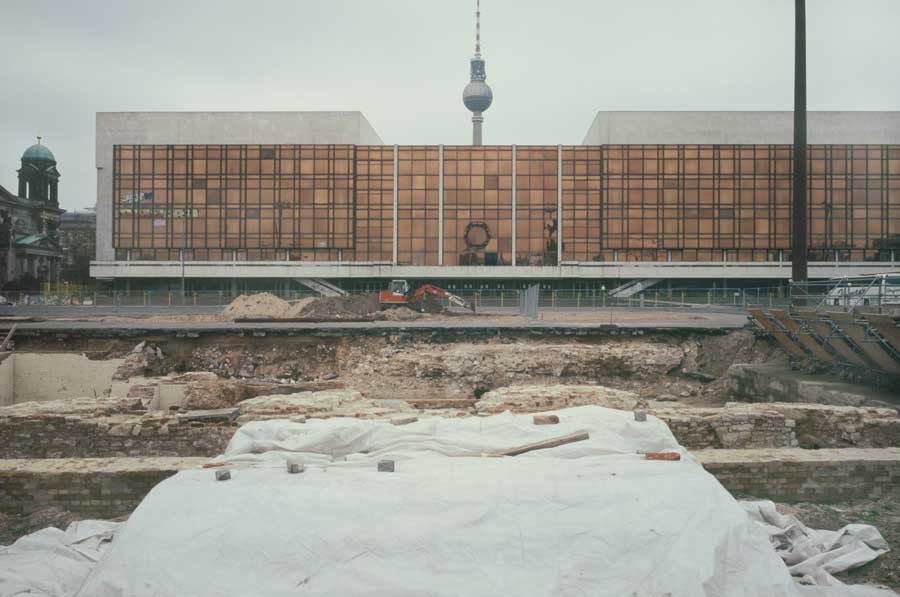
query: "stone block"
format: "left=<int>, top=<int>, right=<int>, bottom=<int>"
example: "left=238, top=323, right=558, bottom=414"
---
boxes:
left=533, top=415, right=560, bottom=425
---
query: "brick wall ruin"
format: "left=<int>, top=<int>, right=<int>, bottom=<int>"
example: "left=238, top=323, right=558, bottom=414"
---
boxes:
left=0, top=458, right=205, bottom=518
left=696, top=448, right=900, bottom=503
left=0, top=415, right=234, bottom=459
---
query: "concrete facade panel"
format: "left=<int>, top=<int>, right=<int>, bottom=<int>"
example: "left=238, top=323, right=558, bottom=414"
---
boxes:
left=582, top=111, right=900, bottom=145
left=90, top=260, right=900, bottom=281
left=95, top=111, right=384, bottom=261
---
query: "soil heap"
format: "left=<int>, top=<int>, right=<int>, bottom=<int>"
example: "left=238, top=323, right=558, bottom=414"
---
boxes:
left=223, top=293, right=292, bottom=320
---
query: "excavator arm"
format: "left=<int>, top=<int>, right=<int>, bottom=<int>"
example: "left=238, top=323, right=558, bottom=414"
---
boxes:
left=410, top=284, right=476, bottom=313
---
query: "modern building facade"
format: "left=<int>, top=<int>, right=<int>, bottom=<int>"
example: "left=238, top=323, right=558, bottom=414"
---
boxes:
left=91, top=111, right=900, bottom=288
left=0, top=139, right=64, bottom=289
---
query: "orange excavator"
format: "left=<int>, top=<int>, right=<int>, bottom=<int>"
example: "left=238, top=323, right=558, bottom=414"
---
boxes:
left=379, top=280, right=476, bottom=313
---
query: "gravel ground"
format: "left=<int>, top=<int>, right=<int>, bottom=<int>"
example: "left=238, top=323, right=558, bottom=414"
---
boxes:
left=776, top=499, right=900, bottom=592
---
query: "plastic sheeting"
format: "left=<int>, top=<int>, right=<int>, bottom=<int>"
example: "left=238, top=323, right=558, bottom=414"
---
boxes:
left=0, top=520, right=120, bottom=596
left=3, top=407, right=894, bottom=596
left=743, top=500, right=894, bottom=594
left=73, top=407, right=815, bottom=596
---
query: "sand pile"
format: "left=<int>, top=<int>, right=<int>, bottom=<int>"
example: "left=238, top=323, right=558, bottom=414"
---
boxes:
left=224, top=293, right=292, bottom=319
left=225, top=292, right=431, bottom=321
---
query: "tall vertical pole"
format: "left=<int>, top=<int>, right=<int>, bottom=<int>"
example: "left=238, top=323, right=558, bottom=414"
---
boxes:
left=438, top=145, right=444, bottom=266
left=557, top=145, right=563, bottom=266
left=792, top=0, right=808, bottom=283
left=392, top=145, right=399, bottom=266
left=511, top=145, right=517, bottom=266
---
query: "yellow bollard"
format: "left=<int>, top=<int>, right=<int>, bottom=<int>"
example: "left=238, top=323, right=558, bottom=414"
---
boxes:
left=577, top=293, right=581, bottom=308
left=681, top=291, right=685, bottom=306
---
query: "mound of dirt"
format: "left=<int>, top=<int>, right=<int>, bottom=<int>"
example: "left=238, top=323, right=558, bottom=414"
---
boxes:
left=285, top=297, right=316, bottom=317
left=374, top=306, right=423, bottom=321
left=296, top=293, right=382, bottom=320
left=408, top=293, right=446, bottom=314
left=224, top=293, right=291, bottom=320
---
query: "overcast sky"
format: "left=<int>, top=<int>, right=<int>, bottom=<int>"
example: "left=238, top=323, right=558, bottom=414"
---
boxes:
left=2, top=0, right=898, bottom=211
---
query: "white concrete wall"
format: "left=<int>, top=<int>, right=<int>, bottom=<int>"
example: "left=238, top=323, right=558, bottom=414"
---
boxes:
left=95, top=111, right=384, bottom=261
left=582, top=111, right=900, bottom=145
left=10, top=353, right=126, bottom=403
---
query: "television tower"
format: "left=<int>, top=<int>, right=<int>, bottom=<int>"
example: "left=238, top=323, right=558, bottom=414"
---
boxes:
left=462, top=0, right=493, bottom=145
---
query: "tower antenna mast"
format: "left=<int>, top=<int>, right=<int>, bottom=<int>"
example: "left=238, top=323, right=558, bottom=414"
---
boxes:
left=462, top=0, right=493, bottom=145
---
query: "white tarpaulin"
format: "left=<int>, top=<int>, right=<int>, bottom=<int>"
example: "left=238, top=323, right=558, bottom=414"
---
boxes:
left=743, top=501, right=893, bottom=590
left=70, top=406, right=873, bottom=597
left=0, top=520, right=120, bottom=596
left=2, top=406, right=894, bottom=596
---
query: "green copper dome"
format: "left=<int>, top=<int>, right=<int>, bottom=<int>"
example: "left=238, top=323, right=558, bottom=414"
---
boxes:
left=22, top=142, right=56, bottom=163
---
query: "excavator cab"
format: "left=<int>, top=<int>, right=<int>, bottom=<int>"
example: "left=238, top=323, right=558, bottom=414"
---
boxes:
left=379, top=279, right=411, bottom=306
left=387, top=279, right=410, bottom=296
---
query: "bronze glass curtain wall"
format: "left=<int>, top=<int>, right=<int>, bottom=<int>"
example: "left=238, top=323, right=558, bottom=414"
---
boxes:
left=112, top=144, right=900, bottom=264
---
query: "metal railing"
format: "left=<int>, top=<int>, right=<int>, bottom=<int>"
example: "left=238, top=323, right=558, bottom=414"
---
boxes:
left=790, top=274, right=900, bottom=312
left=0, top=286, right=791, bottom=310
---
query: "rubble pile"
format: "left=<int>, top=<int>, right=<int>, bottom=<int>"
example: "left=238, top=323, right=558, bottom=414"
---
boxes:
left=475, top=384, right=639, bottom=413
left=373, top=306, right=422, bottom=321
left=355, top=341, right=686, bottom=386
left=237, top=389, right=413, bottom=422
left=112, top=341, right=165, bottom=381
left=188, top=342, right=340, bottom=379
left=182, top=377, right=346, bottom=411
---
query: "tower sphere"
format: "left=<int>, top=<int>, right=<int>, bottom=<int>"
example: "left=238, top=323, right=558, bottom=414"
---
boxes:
left=463, top=81, right=493, bottom=113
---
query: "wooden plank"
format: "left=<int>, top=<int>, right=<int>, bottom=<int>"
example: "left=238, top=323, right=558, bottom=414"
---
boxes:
left=769, top=310, right=836, bottom=363
left=747, top=309, right=808, bottom=359
left=487, top=432, right=590, bottom=457
left=828, top=313, right=900, bottom=374
left=795, top=311, right=869, bottom=367
left=862, top=313, right=900, bottom=354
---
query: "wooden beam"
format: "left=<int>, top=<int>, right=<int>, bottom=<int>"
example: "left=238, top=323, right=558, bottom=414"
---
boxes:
left=492, top=432, right=589, bottom=457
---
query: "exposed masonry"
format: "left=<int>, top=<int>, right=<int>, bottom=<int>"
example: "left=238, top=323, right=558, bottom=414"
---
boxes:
left=654, top=403, right=900, bottom=450
left=0, top=415, right=234, bottom=459
left=3, top=449, right=899, bottom=519
left=0, top=458, right=206, bottom=518
left=695, top=448, right=900, bottom=503
left=1, top=402, right=896, bottom=459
